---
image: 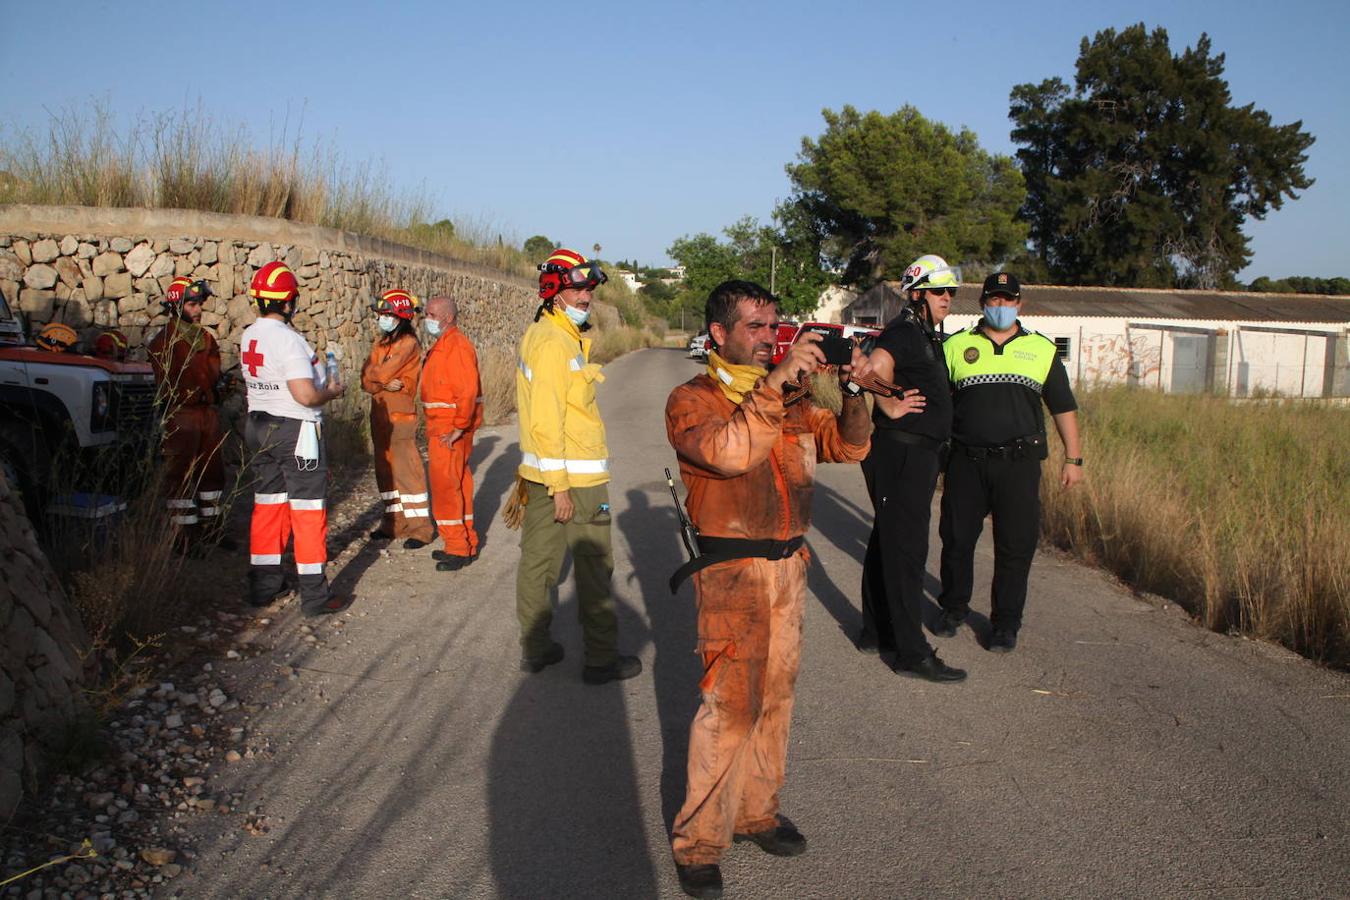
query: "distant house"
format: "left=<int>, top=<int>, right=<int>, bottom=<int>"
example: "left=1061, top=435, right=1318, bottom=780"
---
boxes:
left=844, top=283, right=1350, bottom=398
left=659, top=265, right=687, bottom=286
left=612, top=269, right=643, bottom=292
left=804, top=285, right=858, bottom=324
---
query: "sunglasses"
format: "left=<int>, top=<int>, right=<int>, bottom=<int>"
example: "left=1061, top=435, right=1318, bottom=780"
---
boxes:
left=924, top=287, right=958, bottom=297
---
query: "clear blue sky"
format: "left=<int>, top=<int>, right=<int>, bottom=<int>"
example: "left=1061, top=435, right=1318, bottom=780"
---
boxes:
left=2, top=0, right=1346, bottom=281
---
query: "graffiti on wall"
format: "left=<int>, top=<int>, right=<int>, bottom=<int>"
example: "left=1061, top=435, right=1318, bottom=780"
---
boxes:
left=1076, top=332, right=1162, bottom=385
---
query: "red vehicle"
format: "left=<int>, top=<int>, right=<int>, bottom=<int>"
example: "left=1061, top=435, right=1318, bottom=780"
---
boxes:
left=772, top=321, right=881, bottom=364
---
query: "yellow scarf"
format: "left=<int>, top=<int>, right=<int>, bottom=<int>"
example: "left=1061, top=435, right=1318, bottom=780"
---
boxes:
left=707, top=350, right=766, bottom=404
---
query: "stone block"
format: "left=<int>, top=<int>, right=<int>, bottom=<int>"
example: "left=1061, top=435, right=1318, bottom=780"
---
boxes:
left=174, top=257, right=193, bottom=276
left=110, top=237, right=133, bottom=253
left=124, top=243, right=154, bottom=277
left=104, top=272, right=133, bottom=299
left=226, top=295, right=252, bottom=323
left=54, top=257, right=82, bottom=289
left=118, top=294, right=148, bottom=313
left=82, top=275, right=104, bottom=301
left=18, top=290, right=55, bottom=318
left=58, top=235, right=79, bottom=256
left=77, top=241, right=96, bottom=259
left=92, top=252, right=123, bottom=277
left=93, top=299, right=118, bottom=326
left=200, top=242, right=218, bottom=265
left=246, top=243, right=274, bottom=267
left=0, top=250, right=22, bottom=282
left=133, top=277, right=159, bottom=295
left=30, top=239, right=59, bottom=264
left=22, top=264, right=57, bottom=290
left=169, top=238, right=195, bottom=254
left=149, top=254, right=176, bottom=279
left=54, top=283, right=71, bottom=301
left=0, top=671, right=13, bottom=718
left=12, top=241, right=31, bottom=266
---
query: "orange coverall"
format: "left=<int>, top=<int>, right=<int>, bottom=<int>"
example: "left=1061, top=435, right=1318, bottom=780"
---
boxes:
left=421, top=326, right=483, bottom=557
left=148, top=319, right=225, bottom=533
left=360, top=332, right=434, bottom=542
left=666, top=374, right=869, bottom=866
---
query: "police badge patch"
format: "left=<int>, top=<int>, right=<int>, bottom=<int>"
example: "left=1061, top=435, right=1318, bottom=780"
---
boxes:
left=963, top=347, right=979, bottom=364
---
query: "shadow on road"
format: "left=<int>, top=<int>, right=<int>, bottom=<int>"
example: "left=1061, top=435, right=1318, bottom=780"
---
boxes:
left=471, top=436, right=516, bottom=556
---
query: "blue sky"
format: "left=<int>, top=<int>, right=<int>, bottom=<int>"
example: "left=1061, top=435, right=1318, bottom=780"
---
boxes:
left=2, top=0, right=1346, bottom=280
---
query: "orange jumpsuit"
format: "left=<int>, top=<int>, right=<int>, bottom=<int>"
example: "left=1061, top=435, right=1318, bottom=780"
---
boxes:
left=666, top=374, right=870, bottom=866
left=421, top=326, right=483, bottom=557
left=148, top=319, right=225, bottom=534
left=360, top=332, right=434, bottom=542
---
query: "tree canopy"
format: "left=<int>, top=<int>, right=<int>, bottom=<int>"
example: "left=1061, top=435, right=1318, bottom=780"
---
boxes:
left=522, top=234, right=555, bottom=259
left=782, top=105, right=1027, bottom=286
left=1009, top=24, right=1315, bottom=288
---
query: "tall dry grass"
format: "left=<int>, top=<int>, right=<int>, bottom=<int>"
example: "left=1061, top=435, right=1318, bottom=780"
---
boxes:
left=0, top=101, right=535, bottom=277
left=1040, top=387, right=1350, bottom=667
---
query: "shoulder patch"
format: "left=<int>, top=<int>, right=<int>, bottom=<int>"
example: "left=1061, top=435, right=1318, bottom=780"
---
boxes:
left=963, top=346, right=980, bottom=364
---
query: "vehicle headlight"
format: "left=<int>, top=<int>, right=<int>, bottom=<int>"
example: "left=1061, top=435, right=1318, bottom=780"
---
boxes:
left=91, top=382, right=113, bottom=432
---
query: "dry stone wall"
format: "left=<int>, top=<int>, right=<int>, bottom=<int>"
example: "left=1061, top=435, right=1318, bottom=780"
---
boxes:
left=0, top=469, right=90, bottom=822
left=0, top=205, right=538, bottom=418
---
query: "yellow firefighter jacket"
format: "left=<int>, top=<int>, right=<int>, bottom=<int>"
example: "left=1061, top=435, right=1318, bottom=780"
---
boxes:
left=515, top=306, right=609, bottom=492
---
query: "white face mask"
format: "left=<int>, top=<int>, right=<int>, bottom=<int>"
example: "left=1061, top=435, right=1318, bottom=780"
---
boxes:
left=562, top=304, right=590, bottom=327
left=377, top=315, right=398, bottom=333
left=425, top=318, right=443, bottom=336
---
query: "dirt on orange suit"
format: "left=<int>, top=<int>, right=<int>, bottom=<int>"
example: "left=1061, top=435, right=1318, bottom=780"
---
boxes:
left=421, top=325, right=483, bottom=557
left=665, top=373, right=869, bottom=866
left=148, top=319, right=226, bottom=530
left=360, top=332, right=434, bottom=542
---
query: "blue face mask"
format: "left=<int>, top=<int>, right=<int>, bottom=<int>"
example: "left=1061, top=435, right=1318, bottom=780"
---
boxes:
left=377, top=315, right=398, bottom=333
left=562, top=304, right=590, bottom=327
left=983, top=304, right=1019, bottom=330
left=425, top=318, right=443, bottom=336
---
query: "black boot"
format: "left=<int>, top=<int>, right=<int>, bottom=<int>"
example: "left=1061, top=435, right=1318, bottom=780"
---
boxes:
left=675, top=863, right=723, bottom=899
left=733, top=817, right=807, bottom=856
left=520, top=641, right=564, bottom=674
left=582, top=655, right=642, bottom=685
left=894, top=654, right=967, bottom=683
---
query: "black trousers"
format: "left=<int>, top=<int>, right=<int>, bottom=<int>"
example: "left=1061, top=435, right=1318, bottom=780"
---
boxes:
left=859, top=438, right=942, bottom=666
left=937, top=449, right=1041, bottom=632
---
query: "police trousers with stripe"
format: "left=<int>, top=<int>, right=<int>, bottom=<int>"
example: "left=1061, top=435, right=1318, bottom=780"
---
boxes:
left=244, top=412, right=331, bottom=610
left=371, top=407, right=434, bottom=542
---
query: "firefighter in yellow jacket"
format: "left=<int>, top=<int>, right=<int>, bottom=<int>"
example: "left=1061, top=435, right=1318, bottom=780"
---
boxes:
left=514, top=248, right=641, bottom=684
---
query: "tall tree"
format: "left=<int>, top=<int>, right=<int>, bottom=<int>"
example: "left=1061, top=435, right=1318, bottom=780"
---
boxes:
left=783, top=105, right=1027, bottom=286
left=523, top=234, right=554, bottom=258
left=1010, top=24, right=1315, bottom=288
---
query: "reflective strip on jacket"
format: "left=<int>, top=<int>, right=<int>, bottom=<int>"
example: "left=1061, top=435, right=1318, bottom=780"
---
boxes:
left=421, top=327, right=483, bottom=434
left=515, top=307, right=609, bottom=492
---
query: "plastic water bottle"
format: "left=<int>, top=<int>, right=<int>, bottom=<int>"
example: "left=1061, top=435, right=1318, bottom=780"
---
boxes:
left=325, top=349, right=340, bottom=386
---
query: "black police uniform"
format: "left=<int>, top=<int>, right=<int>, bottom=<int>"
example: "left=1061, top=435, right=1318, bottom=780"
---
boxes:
left=858, top=306, right=952, bottom=665
left=937, top=321, right=1077, bottom=635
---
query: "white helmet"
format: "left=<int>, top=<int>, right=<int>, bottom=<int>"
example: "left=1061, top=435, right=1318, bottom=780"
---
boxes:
left=900, top=254, right=961, bottom=293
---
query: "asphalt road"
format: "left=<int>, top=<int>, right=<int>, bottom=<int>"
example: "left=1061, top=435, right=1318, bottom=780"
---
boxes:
left=183, top=347, right=1349, bottom=899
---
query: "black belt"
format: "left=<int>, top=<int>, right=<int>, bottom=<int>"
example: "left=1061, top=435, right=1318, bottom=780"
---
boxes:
left=668, top=535, right=805, bottom=594
left=874, top=429, right=949, bottom=454
left=954, top=434, right=1046, bottom=460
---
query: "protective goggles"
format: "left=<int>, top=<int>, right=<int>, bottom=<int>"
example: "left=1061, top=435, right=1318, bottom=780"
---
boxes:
left=183, top=281, right=212, bottom=302
left=561, top=261, right=608, bottom=290
left=913, top=265, right=962, bottom=291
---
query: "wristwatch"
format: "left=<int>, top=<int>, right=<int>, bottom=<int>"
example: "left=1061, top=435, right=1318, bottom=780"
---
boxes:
left=1064, top=456, right=1084, bottom=466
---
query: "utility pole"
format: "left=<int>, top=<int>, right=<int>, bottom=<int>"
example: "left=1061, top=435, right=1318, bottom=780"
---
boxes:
left=770, top=246, right=778, bottom=295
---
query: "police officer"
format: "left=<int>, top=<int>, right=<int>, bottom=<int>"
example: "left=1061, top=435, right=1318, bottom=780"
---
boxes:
left=857, top=254, right=966, bottom=682
left=935, top=273, right=1083, bottom=651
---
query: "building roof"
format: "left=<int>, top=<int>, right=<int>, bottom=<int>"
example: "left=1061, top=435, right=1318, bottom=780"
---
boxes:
left=847, top=282, right=1350, bottom=324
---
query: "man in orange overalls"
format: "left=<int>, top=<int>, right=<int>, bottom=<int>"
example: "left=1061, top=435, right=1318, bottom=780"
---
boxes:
left=666, top=280, right=871, bottom=899
left=148, top=277, right=228, bottom=549
left=360, top=288, right=434, bottom=548
left=421, top=295, right=483, bottom=572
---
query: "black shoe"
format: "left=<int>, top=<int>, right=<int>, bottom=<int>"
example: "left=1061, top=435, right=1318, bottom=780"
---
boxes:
left=582, top=654, right=643, bottom=685
left=303, top=594, right=354, bottom=617
left=520, top=641, right=565, bottom=673
left=932, top=611, right=966, bottom=638
left=433, top=549, right=477, bottom=561
left=402, top=538, right=428, bottom=550
left=369, top=529, right=394, bottom=541
left=733, top=818, right=807, bottom=857
left=675, top=863, right=723, bottom=900
left=988, top=629, right=1018, bottom=652
left=894, top=654, right=967, bottom=683
left=247, top=587, right=292, bottom=608
left=435, top=555, right=470, bottom=572
left=855, top=633, right=894, bottom=655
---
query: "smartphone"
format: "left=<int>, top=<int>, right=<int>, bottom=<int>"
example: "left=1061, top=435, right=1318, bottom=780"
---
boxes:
left=816, top=335, right=854, bottom=366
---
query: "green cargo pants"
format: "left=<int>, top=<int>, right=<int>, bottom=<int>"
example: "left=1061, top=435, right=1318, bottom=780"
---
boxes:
left=516, top=480, right=617, bottom=667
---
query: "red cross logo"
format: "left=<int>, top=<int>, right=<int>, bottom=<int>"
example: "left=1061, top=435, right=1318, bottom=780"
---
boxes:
left=242, top=339, right=266, bottom=377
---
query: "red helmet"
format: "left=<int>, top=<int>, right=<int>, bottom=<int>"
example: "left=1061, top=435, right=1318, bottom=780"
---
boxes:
left=249, top=261, right=300, bottom=309
left=93, top=329, right=129, bottom=361
left=538, top=248, right=607, bottom=301
left=370, top=288, right=418, bottom=320
left=163, top=277, right=212, bottom=315
left=164, top=276, right=193, bottom=306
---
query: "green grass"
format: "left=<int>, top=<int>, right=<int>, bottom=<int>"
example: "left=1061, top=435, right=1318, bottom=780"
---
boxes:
left=1040, top=387, right=1350, bottom=666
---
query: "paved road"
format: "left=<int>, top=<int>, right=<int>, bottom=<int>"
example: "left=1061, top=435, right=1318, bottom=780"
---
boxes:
left=186, top=347, right=1348, bottom=899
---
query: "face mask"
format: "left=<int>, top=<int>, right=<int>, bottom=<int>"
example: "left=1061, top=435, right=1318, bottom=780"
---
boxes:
left=562, top=303, right=590, bottom=327
left=425, top=318, right=443, bottom=336
left=377, top=315, right=398, bottom=333
left=983, top=305, right=1018, bottom=330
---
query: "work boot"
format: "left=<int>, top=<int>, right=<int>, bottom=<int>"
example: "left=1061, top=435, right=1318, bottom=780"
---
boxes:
left=303, top=594, right=354, bottom=617
left=369, top=529, right=393, bottom=541
left=988, top=628, right=1018, bottom=653
left=675, top=863, right=723, bottom=899
left=435, top=555, right=471, bottom=572
left=932, top=610, right=966, bottom=638
left=734, top=817, right=807, bottom=857
left=582, top=655, right=643, bottom=685
left=520, top=641, right=565, bottom=674
left=246, top=587, right=292, bottom=609
left=402, top=538, right=428, bottom=550
left=894, top=654, right=967, bottom=683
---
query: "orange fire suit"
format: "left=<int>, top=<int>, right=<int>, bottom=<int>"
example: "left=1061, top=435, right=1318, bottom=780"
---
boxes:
left=421, top=325, right=483, bottom=557
left=148, top=319, right=225, bottom=534
left=360, top=333, right=434, bottom=542
left=666, top=374, right=870, bottom=866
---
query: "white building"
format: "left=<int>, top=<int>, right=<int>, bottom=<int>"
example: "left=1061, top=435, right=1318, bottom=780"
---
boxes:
left=845, top=284, right=1350, bottom=398
left=612, top=269, right=643, bottom=293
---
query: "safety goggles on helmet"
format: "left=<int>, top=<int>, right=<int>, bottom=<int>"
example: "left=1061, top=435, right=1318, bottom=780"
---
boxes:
left=183, top=281, right=213, bottom=303
left=910, top=265, right=962, bottom=291
left=560, top=261, right=608, bottom=291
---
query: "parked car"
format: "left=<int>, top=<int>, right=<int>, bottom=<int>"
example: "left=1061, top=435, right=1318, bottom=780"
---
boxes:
left=687, top=331, right=710, bottom=360
left=771, top=321, right=881, bottom=364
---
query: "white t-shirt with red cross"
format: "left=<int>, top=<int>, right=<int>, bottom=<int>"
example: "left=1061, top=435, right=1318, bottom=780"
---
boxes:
left=240, top=317, right=326, bottom=422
